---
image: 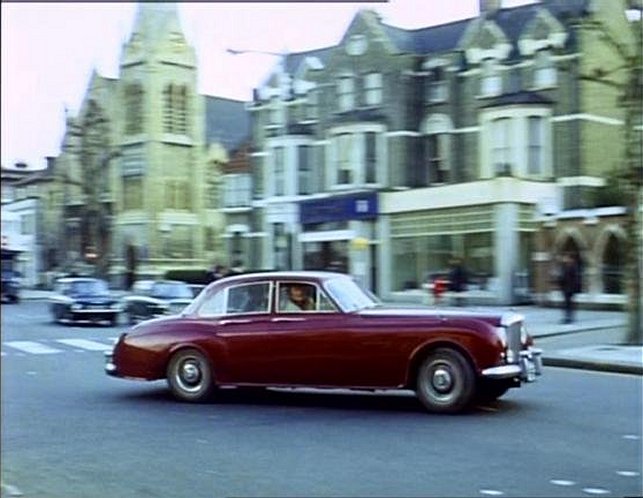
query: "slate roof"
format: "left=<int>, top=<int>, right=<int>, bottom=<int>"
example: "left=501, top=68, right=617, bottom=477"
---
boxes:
left=380, top=0, right=590, bottom=59
left=266, top=0, right=592, bottom=83
left=204, top=96, right=251, bottom=153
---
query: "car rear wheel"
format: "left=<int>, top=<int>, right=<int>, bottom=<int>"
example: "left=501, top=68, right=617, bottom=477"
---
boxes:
left=416, top=348, right=475, bottom=414
left=166, top=348, right=216, bottom=403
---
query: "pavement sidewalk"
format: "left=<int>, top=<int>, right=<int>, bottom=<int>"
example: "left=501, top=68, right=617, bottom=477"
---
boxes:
left=16, top=288, right=643, bottom=375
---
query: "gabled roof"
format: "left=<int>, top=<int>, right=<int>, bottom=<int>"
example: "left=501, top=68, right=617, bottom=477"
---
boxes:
left=204, top=96, right=250, bottom=153
left=379, top=0, right=589, bottom=58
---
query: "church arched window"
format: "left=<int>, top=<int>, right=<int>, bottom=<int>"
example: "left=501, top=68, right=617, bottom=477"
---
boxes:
left=124, top=84, right=144, bottom=135
left=163, top=84, right=189, bottom=134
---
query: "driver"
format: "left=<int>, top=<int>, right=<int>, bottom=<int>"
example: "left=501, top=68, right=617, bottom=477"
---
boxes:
left=283, top=284, right=315, bottom=312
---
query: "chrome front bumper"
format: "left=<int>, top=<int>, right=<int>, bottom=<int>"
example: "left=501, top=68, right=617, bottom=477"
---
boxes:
left=104, top=351, right=117, bottom=376
left=481, top=348, right=543, bottom=382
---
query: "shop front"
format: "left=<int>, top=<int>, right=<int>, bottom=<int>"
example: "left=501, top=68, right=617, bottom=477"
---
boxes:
left=299, top=191, right=378, bottom=290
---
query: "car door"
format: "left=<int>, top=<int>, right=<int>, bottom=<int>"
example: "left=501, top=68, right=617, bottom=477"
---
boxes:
left=200, top=281, right=278, bottom=385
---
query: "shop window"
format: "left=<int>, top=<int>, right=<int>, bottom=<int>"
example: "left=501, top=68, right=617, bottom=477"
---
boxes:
left=602, top=233, right=625, bottom=294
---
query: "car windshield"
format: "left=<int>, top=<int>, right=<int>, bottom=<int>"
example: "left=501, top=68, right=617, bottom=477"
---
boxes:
left=151, top=282, right=192, bottom=299
left=325, top=277, right=380, bottom=312
left=70, top=280, right=109, bottom=295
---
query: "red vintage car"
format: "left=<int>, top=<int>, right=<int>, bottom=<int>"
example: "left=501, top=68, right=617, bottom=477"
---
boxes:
left=105, top=271, right=542, bottom=413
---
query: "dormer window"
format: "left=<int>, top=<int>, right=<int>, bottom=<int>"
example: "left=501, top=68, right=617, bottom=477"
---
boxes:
left=533, top=50, right=557, bottom=88
left=480, top=59, right=502, bottom=98
left=364, top=72, right=382, bottom=106
left=426, top=67, right=448, bottom=103
left=337, top=75, right=355, bottom=112
left=346, top=34, right=367, bottom=56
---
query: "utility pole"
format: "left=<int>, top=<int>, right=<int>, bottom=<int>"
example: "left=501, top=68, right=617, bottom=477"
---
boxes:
left=577, top=10, right=642, bottom=343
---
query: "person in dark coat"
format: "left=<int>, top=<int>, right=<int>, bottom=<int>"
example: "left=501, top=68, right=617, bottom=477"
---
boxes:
left=448, top=256, right=468, bottom=306
left=559, top=253, right=581, bottom=324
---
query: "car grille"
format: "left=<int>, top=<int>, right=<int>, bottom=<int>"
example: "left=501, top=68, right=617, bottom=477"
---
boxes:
left=505, top=321, right=522, bottom=364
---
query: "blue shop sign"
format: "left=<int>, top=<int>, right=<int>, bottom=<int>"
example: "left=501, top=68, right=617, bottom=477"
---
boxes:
left=300, top=192, right=378, bottom=225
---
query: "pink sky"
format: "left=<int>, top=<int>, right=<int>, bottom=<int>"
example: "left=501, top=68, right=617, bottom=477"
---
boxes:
left=1, top=1, right=535, bottom=170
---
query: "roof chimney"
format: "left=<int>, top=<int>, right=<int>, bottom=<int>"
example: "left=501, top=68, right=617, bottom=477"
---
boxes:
left=479, top=0, right=502, bottom=15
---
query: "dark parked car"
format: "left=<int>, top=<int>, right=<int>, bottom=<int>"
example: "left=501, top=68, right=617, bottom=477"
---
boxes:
left=1, top=270, right=21, bottom=303
left=106, top=271, right=542, bottom=413
left=50, top=277, right=122, bottom=326
left=122, top=280, right=195, bottom=324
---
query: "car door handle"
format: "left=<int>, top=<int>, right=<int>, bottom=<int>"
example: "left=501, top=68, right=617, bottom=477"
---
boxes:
left=271, top=317, right=306, bottom=323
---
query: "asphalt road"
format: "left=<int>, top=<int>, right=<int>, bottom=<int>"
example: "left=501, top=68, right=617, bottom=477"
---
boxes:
left=1, top=301, right=642, bottom=498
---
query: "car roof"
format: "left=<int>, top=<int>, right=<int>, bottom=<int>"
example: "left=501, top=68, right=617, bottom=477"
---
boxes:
left=56, top=277, right=103, bottom=283
left=216, top=271, right=346, bottom=284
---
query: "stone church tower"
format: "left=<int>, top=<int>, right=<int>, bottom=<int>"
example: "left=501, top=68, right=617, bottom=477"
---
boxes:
left=53, top=3, right=218, bottom=283
left=114, top=3, right=209, bottom=278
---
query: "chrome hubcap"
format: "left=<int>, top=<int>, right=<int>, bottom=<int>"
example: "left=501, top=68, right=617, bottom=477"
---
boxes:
left=431, top=366, right=453, bottom=393
left=176, top=359, right=203, bottom=392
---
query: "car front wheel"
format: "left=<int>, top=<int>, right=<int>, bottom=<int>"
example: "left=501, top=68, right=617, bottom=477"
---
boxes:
left=416, top=348, right=475, bottom=414
left=166, top=348, right=216, bottom=403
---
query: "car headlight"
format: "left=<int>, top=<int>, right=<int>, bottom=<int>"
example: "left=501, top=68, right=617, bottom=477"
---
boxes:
left=71, top=303, right=82, bottom=311
left=495, top=327, right=507, bottom=349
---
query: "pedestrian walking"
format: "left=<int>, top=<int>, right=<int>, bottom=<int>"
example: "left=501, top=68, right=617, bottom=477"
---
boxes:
left=558, top=252, right=581, bottom=324
left=227, top=260, right=245, bottom=276
left=448, top=256, right=468, bottom=307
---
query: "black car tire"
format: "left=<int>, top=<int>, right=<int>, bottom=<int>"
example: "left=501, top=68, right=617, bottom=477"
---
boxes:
left=166, top=348, right=216, bottom=403
left=52, top=306, right=64, bottom=324
left=416, top=348, right=475, bottom=414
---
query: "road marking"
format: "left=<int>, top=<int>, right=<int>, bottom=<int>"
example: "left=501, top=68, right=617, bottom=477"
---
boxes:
left=582, top=488, right=610, bottom=495
left=56, top=339, right=113, bottom=351
left=550, top=479, right=576, bottom=486
left=622, top=434, right=640, bottom=440
left=616, top=470, right=640, bottom=477
left=479, top=490, right=504, bottom=496
left=0, top=482, right=24, bottom=497
left=4, top=341, right=62, bottom=354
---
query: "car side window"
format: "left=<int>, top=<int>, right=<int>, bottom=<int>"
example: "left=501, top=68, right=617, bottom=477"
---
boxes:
left=197, top=289, right=226, bottom=317
left=278, top=282, right=337, bottom=313
left=228, top=283, right=270, bottom=314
